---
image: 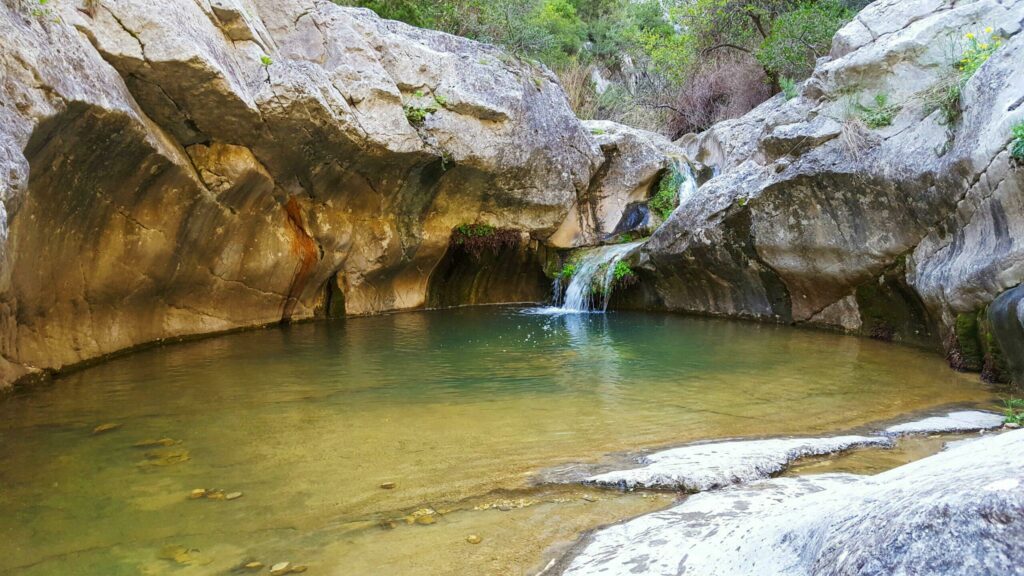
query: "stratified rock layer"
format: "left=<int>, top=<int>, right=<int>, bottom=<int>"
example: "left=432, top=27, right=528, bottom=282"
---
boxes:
left=560, top=429, right=1024, bottom=576
left=0, top=0, right=678, bottom=386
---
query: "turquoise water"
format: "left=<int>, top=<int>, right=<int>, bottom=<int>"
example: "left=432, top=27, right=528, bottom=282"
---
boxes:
left=0, top=308, right=995, bottom=574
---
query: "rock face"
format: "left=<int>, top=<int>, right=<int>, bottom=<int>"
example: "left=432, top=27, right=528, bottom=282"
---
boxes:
left=632, top=0, right=1024, bottom=381
left=559, top=429, right=1024, bottom=576
left=0, top=0, right=679, bottom=387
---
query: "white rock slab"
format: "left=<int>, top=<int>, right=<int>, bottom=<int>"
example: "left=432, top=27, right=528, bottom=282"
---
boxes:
left=584, top=435, right=892, bottom=492
left=560, top=429, right=1024, bottom=576
left=883, top=410, right=1004, bottom=436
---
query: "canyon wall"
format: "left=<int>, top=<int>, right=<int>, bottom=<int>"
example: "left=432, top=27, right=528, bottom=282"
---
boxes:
left=0, top=0, right=674, bottom=386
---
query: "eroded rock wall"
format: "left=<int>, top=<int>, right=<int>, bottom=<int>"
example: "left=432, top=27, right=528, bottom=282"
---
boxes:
left=1, top=0, right=680, bottom=387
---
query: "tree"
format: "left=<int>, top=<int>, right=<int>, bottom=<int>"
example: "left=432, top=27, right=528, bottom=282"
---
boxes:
left=756, top=0, right=853, bottom=79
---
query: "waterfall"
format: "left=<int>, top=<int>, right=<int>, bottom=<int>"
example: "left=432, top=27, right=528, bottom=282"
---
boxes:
left=672, top=158, right=698, bottom=211
left=539, top=241, right=644, bottom=314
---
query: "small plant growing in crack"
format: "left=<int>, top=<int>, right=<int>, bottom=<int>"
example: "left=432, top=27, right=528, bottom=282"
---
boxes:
left=1010, top=120, right=1024, bottom=163
left=260, top=54, right=273, bottom=67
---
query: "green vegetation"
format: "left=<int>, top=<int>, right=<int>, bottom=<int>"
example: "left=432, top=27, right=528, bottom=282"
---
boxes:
left=612, top=260, right=635, bottom=284
left=334, top=0, right=868, bottom=136
left=780, top=76, right=798, bottom=100
left=857, top=93, right=898, bottom=129
left=434, top=94, right=449, bottom=107
left=404, top=102, right=438, bottom=126
left=1003, top=398, right=1024, bottom=425
left=650, top=166, right=686, bottom=220
left=754, top=0, right=854, bottom=81
left=30, top=0, right=57, bottom=21
left=558, top=261, right=579, bottom=279
left=922, top=27, right=1003, bottom=128
left=260, top=55, right=273, bottom=66
left=958, top=28, right=1002, bottom=78
left=1011, top=120, right=1024, bottom=161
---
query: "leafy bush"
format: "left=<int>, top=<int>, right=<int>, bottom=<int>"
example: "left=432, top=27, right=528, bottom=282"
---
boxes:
left=558, top=261, right=579, bottom=279
left=780, top=76, right=798, bottom=100
left=450, top=224, right=520, bottom=258
left=612, top=260, right=635, bottom=284
left=650, top=166, right=686, bottom=220
left=857, top=93, right=899, bottom=129
left=755, top=0, right=853, bottom=81
left=1010, top=120, right=1024, bottom=161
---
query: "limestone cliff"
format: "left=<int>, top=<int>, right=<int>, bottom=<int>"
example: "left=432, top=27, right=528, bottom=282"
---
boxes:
left=629, top=0, right=1024, bottom=383
left=0, top=0, right=673, bottom=387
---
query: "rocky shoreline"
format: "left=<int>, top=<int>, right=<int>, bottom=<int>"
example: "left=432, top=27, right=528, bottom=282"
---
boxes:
left=551, top=410, right=1022, bottom=576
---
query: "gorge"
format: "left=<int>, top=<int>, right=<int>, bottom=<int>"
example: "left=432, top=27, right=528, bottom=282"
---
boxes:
left=1, top=0, right=1023, bottom=574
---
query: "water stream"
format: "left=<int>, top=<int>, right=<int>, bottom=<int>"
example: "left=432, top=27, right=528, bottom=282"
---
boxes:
left=0, top=308, right=997, bottom=575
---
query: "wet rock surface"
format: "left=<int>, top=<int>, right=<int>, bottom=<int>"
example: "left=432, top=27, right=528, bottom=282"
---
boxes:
left=584, top=435, right=892, bottom=492
left=559, top=429, right=1024, bottom=576
left=883, top=410, right=1005, bottom=436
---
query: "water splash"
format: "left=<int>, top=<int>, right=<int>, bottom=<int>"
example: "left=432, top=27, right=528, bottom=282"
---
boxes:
left=534, top=241, right=644, bottom=314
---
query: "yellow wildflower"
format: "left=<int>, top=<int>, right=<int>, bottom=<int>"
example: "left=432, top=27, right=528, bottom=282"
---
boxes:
left=985, top=27, right=993, bottom=34
left=965, top=32, right=975, bottom=39
left=980, top=43, right=989, bottom=50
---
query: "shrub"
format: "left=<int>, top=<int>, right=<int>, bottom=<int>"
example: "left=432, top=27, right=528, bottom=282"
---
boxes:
left=612, top=260, right=636, bottom=285
left=780, top=76, right=798, bottom=101
left=755, top=0, right=854, bottom=81
left=857, top=93, right=899, bottom=129
left=558, top=261, right=579, bottom=279
left=450, top=224, right=520, bottom=258
left=1011, top=120, right=1024, bottom=161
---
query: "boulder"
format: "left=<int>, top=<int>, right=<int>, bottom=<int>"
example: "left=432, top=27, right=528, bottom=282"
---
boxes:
left=559, top=429, right=1024, bottom=576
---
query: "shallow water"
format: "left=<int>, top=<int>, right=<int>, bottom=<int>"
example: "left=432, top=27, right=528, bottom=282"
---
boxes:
left=0, top=307, right=997, bottom=575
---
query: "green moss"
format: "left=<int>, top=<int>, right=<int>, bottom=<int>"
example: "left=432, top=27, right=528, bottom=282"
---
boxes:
left=954, top=312, right=983, bottom=372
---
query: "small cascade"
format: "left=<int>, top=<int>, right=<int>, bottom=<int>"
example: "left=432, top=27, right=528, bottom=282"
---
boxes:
left=545, top=241, right=644, bottom=314
left=672, top=158, right=698, bottom=211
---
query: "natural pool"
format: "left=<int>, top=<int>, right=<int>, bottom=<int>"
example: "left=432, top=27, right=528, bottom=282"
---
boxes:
left=0, top=307, right=998, bottom=575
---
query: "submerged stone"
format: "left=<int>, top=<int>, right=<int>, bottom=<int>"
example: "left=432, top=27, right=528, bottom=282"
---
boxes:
left=380, top=482, right=396, bottom=490
left=584, top=435, right=891, bottom=492
left=269, top=561, right=291, bottom=575
left=92, top=423, right=121, bottom=434
left=133, top=438, right=178, bottom=448
left=560, top=430, right=1024, bottom=576
left=466, top=535, right=483, bottom=544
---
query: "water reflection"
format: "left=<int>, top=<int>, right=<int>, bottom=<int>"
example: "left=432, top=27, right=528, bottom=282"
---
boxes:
left=0, top=307, right=995, bottom=575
